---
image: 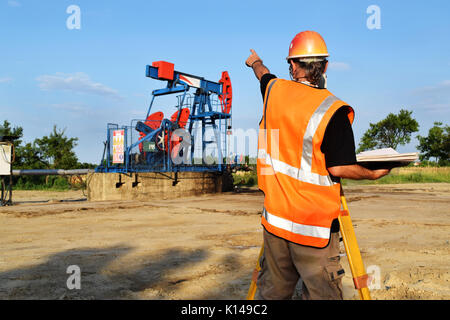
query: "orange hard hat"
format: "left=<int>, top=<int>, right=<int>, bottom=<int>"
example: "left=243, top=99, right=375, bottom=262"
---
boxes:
left=287, top=31, right=329, bottom=60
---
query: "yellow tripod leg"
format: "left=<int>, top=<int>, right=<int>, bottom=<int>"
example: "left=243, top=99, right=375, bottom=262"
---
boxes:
left=339, top=186, right=372, bottom=300
left=246, top=245, right=264, bottom=300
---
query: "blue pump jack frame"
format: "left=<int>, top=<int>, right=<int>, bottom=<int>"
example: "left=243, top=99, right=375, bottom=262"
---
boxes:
left=96, top=65, right=232, bottom=174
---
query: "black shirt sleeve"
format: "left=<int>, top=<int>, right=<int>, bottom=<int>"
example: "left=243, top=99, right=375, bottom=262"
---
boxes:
left=320, top=106, right=357, bottom=234
left=320, top=106, right=357, bottom=168
left=260, top=73, right=277, bottom=99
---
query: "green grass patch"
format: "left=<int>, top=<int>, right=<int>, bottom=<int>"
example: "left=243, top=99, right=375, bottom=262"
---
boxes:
left=12, top=176, right=71, bottom=191
left=343, top=167, right=450, bottom=186
left=234, top=167, right=450, bottom=187
left=232, top=171, right=257, bottom=187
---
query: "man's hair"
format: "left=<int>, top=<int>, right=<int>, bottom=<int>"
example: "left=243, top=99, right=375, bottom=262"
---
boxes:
left=291, top=58, right=328, bottom=86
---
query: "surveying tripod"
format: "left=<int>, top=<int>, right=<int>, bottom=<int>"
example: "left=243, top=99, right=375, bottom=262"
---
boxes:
left=246, top=185, right=371, bottom=300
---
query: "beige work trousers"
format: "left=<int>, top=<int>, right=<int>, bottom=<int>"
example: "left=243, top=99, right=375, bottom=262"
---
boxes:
left=256, top=228, right=345, bottom=300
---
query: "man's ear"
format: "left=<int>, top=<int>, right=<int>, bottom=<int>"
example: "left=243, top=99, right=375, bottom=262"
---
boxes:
left=324, top=60, right=329, bottom=73
left=290, top=59, right=299, bottom=76
left=289, top=59, right=295, bottom=70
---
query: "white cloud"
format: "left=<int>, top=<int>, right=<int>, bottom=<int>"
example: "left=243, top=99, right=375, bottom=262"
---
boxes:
left=36, top=72, right=122, bottom=99
left=0, top=77, right=13, bottom=83
left=7, top=1, right=21, bottom=7
left=328, top=62, right=351, bottom=71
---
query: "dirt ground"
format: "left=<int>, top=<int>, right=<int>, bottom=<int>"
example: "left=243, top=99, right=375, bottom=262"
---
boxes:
left=0, top=183, right=449, bottom=300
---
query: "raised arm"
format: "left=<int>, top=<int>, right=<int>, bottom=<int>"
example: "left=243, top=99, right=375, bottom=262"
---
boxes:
left=246, top=49, right=270, bottom=81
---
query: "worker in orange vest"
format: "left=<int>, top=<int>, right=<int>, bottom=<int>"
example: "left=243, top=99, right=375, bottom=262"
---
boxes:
left=246, top=31, right=390, bottom=300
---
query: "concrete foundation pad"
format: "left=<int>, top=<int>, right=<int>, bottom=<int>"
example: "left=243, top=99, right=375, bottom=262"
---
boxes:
left=87, top=171, right=233, bottom=201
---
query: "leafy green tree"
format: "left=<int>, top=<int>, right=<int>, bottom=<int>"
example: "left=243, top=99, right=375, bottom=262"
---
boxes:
left=2, top=121, right=88, bottom=189
left=357, top=109, right=419, bottom=153
left=75, top=162, right=98, bottom=169
left=1, top=120, right=47, bottom=188
left=16, top=142, right=48, bottom=169
left=0, top=120, right=23, bottom=144
left=13, top=142, right=48, bottom=189
left=1, top=120, right=24, bottom=162
left=0, top=120, right=44, bottom=169
left=417, top=122, right=450, bottom=165
left=34, top=125, right=79, bottom=169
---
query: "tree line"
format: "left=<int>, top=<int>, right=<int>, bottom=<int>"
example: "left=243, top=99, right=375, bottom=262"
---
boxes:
left=1, top=110, right=449, bottom=189
left=357, top=109, right=449, bottom=166
left=1, top=120, right=96, bottom=189
left=357, top=109, right=450, bottom=166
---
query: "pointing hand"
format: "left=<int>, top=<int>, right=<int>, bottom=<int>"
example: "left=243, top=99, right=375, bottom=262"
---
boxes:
left=245, top=49, right=262, bottom=68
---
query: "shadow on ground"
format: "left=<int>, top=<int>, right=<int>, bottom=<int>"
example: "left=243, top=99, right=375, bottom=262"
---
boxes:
left=0, top=245, right=253, bottom=300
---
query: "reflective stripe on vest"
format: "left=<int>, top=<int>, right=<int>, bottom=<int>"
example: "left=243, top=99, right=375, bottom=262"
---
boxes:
left=257, top=78, right=354, bottom=247
left=258, top=94, right=340, bottom=187
left=258, top=148, right=335, bottom=186
left=262, top=207, right=330, bottom=239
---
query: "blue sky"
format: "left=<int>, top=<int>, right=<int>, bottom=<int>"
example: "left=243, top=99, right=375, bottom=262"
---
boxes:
left=1, top=0, right=449, bottom=163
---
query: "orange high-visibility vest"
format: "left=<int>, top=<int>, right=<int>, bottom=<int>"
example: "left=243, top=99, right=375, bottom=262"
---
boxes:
left=257, top=78, right=354, bottom=248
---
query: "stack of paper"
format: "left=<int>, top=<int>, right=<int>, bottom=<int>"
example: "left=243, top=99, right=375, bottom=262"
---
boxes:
left=356, top=148, right=419, bottom=169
